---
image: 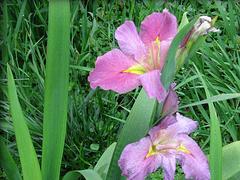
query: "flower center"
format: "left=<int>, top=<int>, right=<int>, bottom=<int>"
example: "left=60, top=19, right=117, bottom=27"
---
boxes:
left=122, top=64, right=146, bottom=75
left=146, top=143, right=191, bottom=158
left=122, top=37, right=162, bottom=75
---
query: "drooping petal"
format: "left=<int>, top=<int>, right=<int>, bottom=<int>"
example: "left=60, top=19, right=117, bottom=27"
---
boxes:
left=115, top=21, right=146, bottom=60
left=161, top=84, right=178, bottom=116
left=139, top=70, right=166, bottom=102
left=176, top=134, right=210, bottom=180
left=161, top=155, right=176, bottom=180
left=118, top=137, right=161, bottom=180
left=140, top=9, right=178, bottom=45
left=88, top=49, right=140, bottom=93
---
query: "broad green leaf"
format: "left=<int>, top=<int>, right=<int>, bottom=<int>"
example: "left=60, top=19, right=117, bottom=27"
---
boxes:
left=180, top=93, right=240, bottom=108
left=106, top=89, right=157, bottom=180
left=0, top=137, right=22, bottom=180
left=194, top=64, right=222, bottom=180
left=41, top=1, right=70, bottom=180
left=161, top=17, right=198, bottom=90
left=63, top=169, right=102, bottom=180
left=178, top=12, right=189, bottom=31
left=94, top=142, right=116, bottom=179
left=7, top=65, right=41, bottom=180
left=222, top=141, right=240, bottom=180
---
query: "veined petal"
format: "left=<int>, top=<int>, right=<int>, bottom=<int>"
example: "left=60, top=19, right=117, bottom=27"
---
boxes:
left=140, top=10, right=177, bottom=45
left=176, top=134, right=210, bottom=180
left=88, top=49, right=140, bottom=93
left=115, top=21, right=146, bottom=60
left=162, top=155, right=176, bottom=180
left=118, top=137, right=161, bottom=180
left=139, top=70, right=166, bottom=102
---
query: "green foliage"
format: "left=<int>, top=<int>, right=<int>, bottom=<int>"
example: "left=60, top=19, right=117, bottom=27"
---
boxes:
left=194, top=64, right=222, bottom=180
left=7, top=65, right=42, bottom=180
left=41, top=1, right=70, bottom=180
left=0, top=137, right=21, bottom=180
left=222, top=141, right=240, bottom=180
left=0, top=1, right=239, bottom=179
left=63, top=142, right=116, bottom=180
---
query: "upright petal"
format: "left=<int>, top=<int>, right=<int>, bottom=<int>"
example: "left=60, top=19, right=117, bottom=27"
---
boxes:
left=140, top=10, right=177, bottom=45
left=139, top=70, right=166, bottom=102
left=171, top=113, right=198, bottom=134
left=118, top=137, right=161, bottom=180
left=88, top=49, right=140, bottom=93
left=159, top=40, right=172, bottom=70
left=115, top=21, right=146, bottom=60
left=149, top=113, right=198, bottom=144
left=176, top=134, right=210, bottom=180
left=149, top=115, right=176, bottom=142
left=161, top=84, right=178, bottom=116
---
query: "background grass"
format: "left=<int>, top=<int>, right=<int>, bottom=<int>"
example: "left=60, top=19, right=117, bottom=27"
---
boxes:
left=0, top=0, right=239, bottom=179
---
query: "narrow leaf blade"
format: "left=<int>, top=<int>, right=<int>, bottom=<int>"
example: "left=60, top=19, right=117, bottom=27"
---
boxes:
left=0, top=137, right=22, bottom=180
left=41, top=1, right=70, bottom=180
left=194, top=64, right=222, bottom=180
left=7, top=65, right=41, bottom=180
left=94, top=142, right=116, bottom=178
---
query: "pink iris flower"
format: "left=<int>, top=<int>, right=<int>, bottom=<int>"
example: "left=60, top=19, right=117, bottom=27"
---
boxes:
left=118, top=88, right=210, bottom=180
left=88, top=10, right=177, bottom=102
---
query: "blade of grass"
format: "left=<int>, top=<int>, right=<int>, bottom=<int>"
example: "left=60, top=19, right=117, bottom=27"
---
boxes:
left=41, top=1, right=70, bottom=180
left=180, top=93, right=240, bottom=108
left=106, top=90, right=157, bottom=180
left=194, top=64, right=222, bottom=180
left=0, top=137, right=22, bottom=180
left=7, top=64, right=41, bottom=180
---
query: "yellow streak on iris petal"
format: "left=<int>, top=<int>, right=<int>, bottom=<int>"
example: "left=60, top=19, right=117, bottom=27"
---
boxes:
left=146, top=145, right=157, bottom=158
left=155, top=36, right=160, bottom=48
left=177, top=144, right=191, bottom=154
left=122, top=64, right=146, bottom=75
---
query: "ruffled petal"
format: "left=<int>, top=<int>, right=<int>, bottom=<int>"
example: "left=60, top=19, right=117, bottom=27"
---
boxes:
left=88, top=49, right=140, bottom=93
left=115, top=21, right=146, bottom=60
left=171, top=113, right=198, bottom=135
left=149, top=113, right=197, bottom=143
left=139, top=70, right=166, bottom=102
left=140, top=9, right=178, bottom=45
left=118, top=137, right=161, bottom=180
left=176, top=134, right=210, bottom=180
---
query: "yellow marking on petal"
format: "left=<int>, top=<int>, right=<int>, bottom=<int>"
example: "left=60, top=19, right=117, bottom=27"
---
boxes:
left=177, top=144, right=191, bottom=154
left=122, top=64, right=146, bottom=75
left=146, top=145, right=158, bottom=158
left=155, top=36, right=161, bottom=48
